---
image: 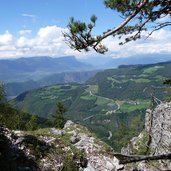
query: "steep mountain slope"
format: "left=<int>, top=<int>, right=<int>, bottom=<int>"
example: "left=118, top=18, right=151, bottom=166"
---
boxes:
left=11, top=61, right=171, bottom=150
left=87, top=61, right=171, bottom=100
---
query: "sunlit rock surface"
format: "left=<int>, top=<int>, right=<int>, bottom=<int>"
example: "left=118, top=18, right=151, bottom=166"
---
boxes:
left=122, top=102, right=171, bottom=171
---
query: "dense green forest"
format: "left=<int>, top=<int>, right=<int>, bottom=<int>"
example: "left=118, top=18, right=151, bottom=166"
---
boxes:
left=0, top=83, right=51, bottom=130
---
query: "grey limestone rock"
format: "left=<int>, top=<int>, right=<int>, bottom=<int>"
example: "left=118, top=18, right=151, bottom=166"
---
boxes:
left=145, top=102, right=171, bottom=155
left=51, top=128, right=66, bottom=136
left=122, top=102, right=171, bottom=171
left=70, top=132, right=81, bottom=144
left=64, top=120, right=74, bottom=128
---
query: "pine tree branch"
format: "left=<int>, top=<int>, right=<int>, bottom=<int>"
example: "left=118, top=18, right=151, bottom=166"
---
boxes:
left=96, top=0, right=149, bottom=42
left=114, top=153, right=171, bottom=164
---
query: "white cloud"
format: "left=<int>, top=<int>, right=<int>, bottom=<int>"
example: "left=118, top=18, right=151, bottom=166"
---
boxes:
left=0, top=26, right=79, bottom=58
left=102, top=29, right=171, bottom=58
left=0, top=27, right=171, bottom=59
left=0, top=31, right=14, bottom=45
left=156, top=14, right=171, bottom=24
left=18, top=29, right=32, bottom=36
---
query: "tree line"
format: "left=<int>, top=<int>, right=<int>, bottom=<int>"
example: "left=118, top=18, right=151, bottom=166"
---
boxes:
left=0, top=82, right=66, bottom=130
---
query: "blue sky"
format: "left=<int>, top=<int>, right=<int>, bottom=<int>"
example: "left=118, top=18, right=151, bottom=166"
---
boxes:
left=0, top=0, right=120, bottom=35
left=0, top=0, right=171, bottom=59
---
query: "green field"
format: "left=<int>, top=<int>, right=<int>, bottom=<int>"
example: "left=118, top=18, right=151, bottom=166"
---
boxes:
left=120, top=100, right=150, bottom=113
left=143, top=66, right=164, bottom=74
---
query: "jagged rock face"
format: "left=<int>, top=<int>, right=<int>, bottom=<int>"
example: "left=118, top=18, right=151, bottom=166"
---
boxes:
left=121, top=102, right=171, bottom=171
left=64, top=120, right=124, bottom=171
left=72, top=133, right=123, bottom=171
left=145, top=102, right=171, bottom=155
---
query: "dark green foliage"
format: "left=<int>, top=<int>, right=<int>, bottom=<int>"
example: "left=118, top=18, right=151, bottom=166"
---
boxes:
left=0, top=103, right=19, bottom=129
left=0, top=81, right=50, bottom=130
left=0, top=102, right=41, bottom=130
left=111, top=114, right=144, bottom=151
left=0, top=82, right=6, bottom=104
left=62, top=156, right=79, bottom=171
left=26, top=114, right=38, bottom=131
left=163, top=79, right=171, bottom=85
left=163, top=79, right=171, bottom=100
left=0, top=83, right=19, bottom=129
left=63, top=15, right=108, bottom=54
left=53, top=102, right=66, bottom=129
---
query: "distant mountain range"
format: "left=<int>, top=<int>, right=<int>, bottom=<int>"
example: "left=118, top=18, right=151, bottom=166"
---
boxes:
left=6, top=70, right=99, bottom=98
left=104, top=53, right=171, bottom=68
left=0, top=56, right=93, bottom=83
left=1, top=53, right=171, bottom=98
left=1, top=53, right=171, bottom=83
left=81, top=53, right=171, bottom=68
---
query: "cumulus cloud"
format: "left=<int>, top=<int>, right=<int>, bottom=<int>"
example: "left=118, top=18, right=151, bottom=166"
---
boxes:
left=0, top=26, right=80, bottom=58
left=102, top=29, right=171, bottom=58
left=0, top=31, right=14, bottom=46
left=0, top=26, right=171, bottom=59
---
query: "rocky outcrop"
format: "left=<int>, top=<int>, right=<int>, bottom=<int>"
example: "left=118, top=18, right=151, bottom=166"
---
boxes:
left=121, top=102, right=171, bottom=171
left=145, top=102, right=171, bottom=155
left=64, top=120, right=124, bottom=171
left=0, top=126, right=87, bottom=171
left=74, top=133, right=123, bottom=171
left=0, top=120, right=124, bottom=171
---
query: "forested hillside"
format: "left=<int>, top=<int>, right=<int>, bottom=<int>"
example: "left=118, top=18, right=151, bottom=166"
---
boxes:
left=11, top=61, right=171, bottom=150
